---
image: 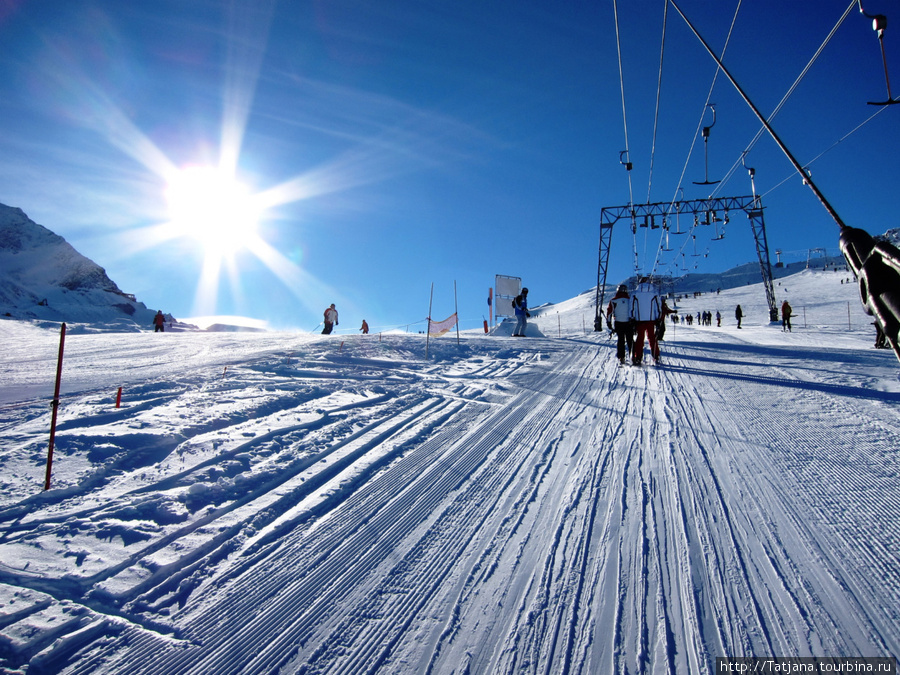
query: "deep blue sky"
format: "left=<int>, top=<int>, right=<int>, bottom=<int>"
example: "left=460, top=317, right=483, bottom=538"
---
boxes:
left=1, top=0, right=897, bottom=331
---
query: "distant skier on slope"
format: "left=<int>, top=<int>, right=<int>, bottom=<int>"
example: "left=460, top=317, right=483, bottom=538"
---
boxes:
left=512, top=287, right=530, bottom=337
left=606, top=284, right=633, bottom=364
left=631, top=278, right=662, bottom=365
left=153, top=310, right=166, bottom=333
left=322, top=304, right=339, bottom=334
left=735, top=304, right=743, bottom=329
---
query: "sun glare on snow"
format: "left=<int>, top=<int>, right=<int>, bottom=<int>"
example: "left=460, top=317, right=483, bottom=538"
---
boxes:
left=164, top=166, right=263, bottom=256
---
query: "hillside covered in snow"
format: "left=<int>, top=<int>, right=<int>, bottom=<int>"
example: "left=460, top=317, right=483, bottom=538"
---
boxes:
left=0, top=204, right=161, bottom=332
left=0, top=266, right=898, bottom=674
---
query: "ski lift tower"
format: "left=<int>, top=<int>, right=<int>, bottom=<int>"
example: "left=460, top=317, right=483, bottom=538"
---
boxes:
left=594, top=195, right=780, bottom=328
left=807, top=247, right=826, bottom=269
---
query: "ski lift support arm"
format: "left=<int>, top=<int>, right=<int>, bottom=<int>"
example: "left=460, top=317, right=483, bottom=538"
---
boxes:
left=669, top=0, right=900, bottom=363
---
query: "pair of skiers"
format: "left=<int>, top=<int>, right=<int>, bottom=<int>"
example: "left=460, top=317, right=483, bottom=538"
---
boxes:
left=605, top=280, right=665, bottom=365
left=322, top=304, right=370, bottom=335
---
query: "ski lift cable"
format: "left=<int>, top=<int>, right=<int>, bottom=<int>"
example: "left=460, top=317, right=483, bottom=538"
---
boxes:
left=710, top=0, right=858, bottom=200
left=760, top=102, right=890, bottom=200
left=649, top=1, right=742, bottom=279
left=645, top=0, right=670, bottom=205
left=656, top=0, right=742, bottom=240
left=669, top=0, right=847, bottom=231
left=612, top=0, right=639, bottom=273
left=613, top=0, right=635, bottom=207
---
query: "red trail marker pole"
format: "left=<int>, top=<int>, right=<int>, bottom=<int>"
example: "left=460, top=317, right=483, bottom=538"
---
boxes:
left=115, top=387, right=123, bottom=408
left=44, top=322, right=67, bottom=491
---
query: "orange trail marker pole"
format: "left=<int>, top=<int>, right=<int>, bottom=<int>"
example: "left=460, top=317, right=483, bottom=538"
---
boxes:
left=44, top=322, right=67, bottom=491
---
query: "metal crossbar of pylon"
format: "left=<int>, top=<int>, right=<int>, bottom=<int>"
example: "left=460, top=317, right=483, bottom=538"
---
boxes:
left=594, top=195, right=779, bottom=329
left=593, top=221, right=615, bottom=331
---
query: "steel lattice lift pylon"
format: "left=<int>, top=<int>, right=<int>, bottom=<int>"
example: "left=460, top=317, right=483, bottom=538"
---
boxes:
left=593, top=195, right=779, bottom=330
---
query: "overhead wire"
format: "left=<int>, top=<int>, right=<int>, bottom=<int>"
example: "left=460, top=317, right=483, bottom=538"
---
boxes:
left=651, top=0, right=743, bottom=280
left=621, top=0, right=882, bottom=283
left=761, top=103, right=891, bottom=199
left=711, top=0, right=858, bottom=198
left=612, top=0, right=639, bottom=273
left=639, top=0, right=670, bottom=279
left=645, top=0, right=669, bottom=206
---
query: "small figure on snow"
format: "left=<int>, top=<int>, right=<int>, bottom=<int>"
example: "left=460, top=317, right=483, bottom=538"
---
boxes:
left=322, top=304, right=339, bottom=334
left=512, top=288, right=530, bottom=337
left=781, top=300, right=793, bottom=332
left=606, top=284, right=633, bottom=363
left=153, top=310, right=166, bottom=333
left=360, top=319, right=369, bottom=335
left=735, top=304, right=743, bottom=329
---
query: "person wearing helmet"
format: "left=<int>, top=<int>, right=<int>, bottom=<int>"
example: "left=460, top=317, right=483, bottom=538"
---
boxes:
left=512, top=287, right=530, bottom=336
left=606, top=284, right=633, bottom=363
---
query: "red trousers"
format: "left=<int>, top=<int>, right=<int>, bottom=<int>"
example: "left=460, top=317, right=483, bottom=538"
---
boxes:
left=633, top=321, right=659, bottom=362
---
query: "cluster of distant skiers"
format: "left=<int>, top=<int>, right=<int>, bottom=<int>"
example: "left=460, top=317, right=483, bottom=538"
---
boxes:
left=148, top=280, right=888, bottom=353
left=604, top=280, right=804, bottom=366
left=678, top=311, right=718, bottom=327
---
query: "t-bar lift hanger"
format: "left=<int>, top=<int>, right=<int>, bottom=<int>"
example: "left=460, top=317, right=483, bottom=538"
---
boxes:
left=859, top=1, right=900, bottom=105
left=693, top=104, right=721, bottom=185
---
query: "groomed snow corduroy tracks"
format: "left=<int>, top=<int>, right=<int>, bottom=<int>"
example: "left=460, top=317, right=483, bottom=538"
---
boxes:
left=1, top=323, right=898, bottom=674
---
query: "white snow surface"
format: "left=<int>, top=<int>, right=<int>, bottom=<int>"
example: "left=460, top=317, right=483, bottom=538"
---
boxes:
left=1, top=268, right=899, bottom=674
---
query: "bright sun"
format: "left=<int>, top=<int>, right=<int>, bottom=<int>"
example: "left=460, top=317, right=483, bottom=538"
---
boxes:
left=165, top=166, right=262, bottom=256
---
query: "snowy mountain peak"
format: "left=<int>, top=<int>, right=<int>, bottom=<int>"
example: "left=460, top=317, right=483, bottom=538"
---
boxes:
left=0, top=202, right=158, bottom=331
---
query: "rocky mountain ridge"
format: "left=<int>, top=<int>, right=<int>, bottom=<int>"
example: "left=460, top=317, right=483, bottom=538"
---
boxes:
left=0, top=203, right=164, bottom=332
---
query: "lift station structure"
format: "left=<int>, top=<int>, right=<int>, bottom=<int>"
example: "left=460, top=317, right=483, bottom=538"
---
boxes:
left=594, top=195, right=779, bottom=330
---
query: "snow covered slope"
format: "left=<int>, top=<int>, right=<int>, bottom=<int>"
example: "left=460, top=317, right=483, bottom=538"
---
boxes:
left=0, top=203, right=159, bottom=331
left=0, top=267, right=898, bottom=674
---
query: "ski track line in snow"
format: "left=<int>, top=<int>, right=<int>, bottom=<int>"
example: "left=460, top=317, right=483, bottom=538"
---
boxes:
left=162, top=356, right=577, bottom=673
left=65, top=343, right=595, bottom=673
left=658, top=343, right=900, bottom=659
left=2, top=326, right=900, bottom=674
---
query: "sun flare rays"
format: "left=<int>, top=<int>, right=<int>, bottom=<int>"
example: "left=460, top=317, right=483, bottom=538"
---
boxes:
left=23, top=0, right=493, bottom=327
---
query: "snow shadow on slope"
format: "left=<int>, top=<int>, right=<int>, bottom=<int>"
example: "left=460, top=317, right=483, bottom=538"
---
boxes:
left=664, top=362, right=900, bottom=402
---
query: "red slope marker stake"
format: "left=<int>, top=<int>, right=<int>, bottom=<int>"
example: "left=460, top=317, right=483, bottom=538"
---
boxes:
left=44, top=322, right=67, bottom=491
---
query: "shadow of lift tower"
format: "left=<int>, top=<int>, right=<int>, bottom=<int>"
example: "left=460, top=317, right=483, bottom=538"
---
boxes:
left=593, top=195, right=779, bottom=331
